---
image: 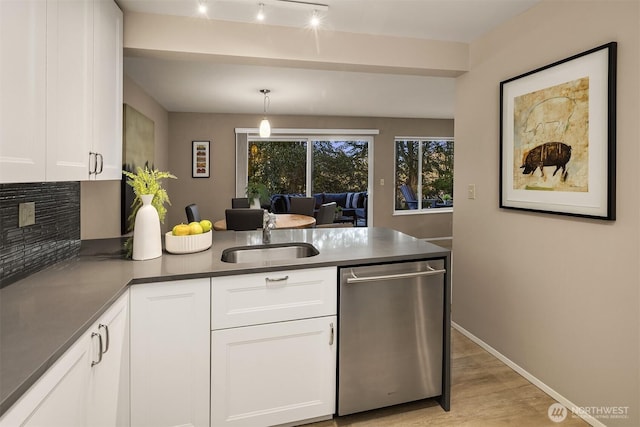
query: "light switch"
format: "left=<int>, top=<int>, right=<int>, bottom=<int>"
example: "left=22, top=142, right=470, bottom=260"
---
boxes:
left=467, top=184, right=476, bottom=200
left=380, top=178, right=385, bottom=186
left=19, top=202, right=36, bottom=227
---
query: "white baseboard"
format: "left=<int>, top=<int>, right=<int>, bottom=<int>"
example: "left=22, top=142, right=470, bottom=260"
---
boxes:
left=451, top=322, right=605, bottom=427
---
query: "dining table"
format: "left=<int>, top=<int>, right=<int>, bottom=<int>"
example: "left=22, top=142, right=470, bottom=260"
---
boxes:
left=213, top=213, right=316, bottom=231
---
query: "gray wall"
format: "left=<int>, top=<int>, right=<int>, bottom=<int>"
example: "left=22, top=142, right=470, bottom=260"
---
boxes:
left=452, top=1, right=639, bottom=425
left=166, top=113, right=454, bottom=239
left=81, top=75, right=170, bottom=239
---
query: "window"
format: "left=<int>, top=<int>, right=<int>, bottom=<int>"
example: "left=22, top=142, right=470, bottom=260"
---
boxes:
left=394, top=138, right=454, bottom=213
left=312, top=140, right=368, bottom=193
left=245, top=137, right=371, bottom=196
left=236, top=129, right=375, bottom=226
left=248, top=139, right=307, bottom=194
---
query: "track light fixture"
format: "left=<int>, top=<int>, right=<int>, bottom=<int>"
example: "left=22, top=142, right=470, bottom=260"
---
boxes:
left=197, top=0, right=207, bottom=14
left=257, top=3, right=265, bottom=21
left=310, top=9, right=320, bottom=27
left=255, top=1, right=328, bottom=26
left=259, top=89, right=271, bottom=138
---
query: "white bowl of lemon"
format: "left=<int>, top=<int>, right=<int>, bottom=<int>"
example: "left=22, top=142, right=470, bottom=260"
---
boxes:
left=165, top=220, right=213, bottom=254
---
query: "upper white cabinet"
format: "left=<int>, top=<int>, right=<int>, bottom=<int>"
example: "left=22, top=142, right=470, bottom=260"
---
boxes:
left=0, top=0, right=123, bottom=183
left=46, top=0, right=94, bottom=181
left=92, top=0, right=123, bottom=180
left=0, top=0, right=47, bottom=183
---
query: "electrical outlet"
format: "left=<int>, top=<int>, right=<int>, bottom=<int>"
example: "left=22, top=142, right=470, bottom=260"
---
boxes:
left=467, top=184, right=476, bottom=200
left=380, top=178, right=385, bottom=186
left=19, top=202, right=36, bottom=227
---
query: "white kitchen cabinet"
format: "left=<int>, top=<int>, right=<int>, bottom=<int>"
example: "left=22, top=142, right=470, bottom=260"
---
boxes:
left=0, top=291, right=129, bottom=427
left=87, top=292, right=130, bottom=427
left=130, top=279, right=210, bottom=427
left=211, top=316, right=337, bottom=427
left=0, top=0, right=122, bottom=183
left=211, top=266, right=337, bottom=329
left=47, top=0, right=123, bottom=181
left=211, top=267, right=337, bottom=427
left=91, top=0, right=123, bottom=180
left=46, top=0, right=94, bottom=181
left=0, top=0, right=47, bottom=183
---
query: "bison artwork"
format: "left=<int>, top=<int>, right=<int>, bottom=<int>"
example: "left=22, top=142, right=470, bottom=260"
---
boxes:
left=520, top=142, right=572, bottom=181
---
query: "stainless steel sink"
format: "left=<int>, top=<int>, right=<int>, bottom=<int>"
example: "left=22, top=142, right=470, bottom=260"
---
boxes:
left=221, top=243, right=319, bottom=263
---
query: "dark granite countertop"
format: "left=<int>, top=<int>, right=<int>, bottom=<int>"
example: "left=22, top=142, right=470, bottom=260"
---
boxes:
left=0, top=227, right=449, bottom=416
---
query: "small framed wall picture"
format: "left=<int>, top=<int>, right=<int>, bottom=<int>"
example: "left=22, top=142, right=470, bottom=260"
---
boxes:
left=192, top=140, right=210, bottom=178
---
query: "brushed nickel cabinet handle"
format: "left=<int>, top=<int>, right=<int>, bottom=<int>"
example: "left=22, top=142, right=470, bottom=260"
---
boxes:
left=98, top=324, right=110, bottom=354
left=265, top=276, right=289, bottom=288
left=96, top=153, right=104, bottom=174
left=89, top=152, right=97, bottom=175
left=329, top=322, right=335, bottom=346
left=91, top=332, right=103, bottom=367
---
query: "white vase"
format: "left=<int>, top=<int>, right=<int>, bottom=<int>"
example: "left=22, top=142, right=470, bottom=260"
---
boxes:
left=250, top=197, right=261, bottom=209
left=132, top=194, right=162, bottom=260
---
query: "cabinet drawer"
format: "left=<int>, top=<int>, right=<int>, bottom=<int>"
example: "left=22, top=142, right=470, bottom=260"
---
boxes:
left=212, top=267, right=337, bottom=329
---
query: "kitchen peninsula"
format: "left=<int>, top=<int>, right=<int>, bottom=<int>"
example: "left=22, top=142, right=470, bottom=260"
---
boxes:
left=0, top=227, right=450, bottom=426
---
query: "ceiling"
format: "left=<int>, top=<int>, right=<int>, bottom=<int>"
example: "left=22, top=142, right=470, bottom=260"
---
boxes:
left=119, top=0, right=541, bottom=119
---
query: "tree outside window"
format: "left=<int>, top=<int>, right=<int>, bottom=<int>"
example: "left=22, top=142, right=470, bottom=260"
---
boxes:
left=395, top=138, right=454, bottom=211
left=247, top=139, right=369, bottom=197
left=312, top=140, right=368, bottom=193
left=248, top=140, right=307, bottom=195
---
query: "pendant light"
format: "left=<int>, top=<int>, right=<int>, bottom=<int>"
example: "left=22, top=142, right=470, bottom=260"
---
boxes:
left=259, top=89, right=271, bottom=138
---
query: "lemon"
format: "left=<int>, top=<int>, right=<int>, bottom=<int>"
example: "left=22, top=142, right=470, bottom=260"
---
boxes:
left=199, top=219, right=212, bottom=232
left=188, top=222, right=204, bottom=235
left=172, top=224, right=190, bottom=236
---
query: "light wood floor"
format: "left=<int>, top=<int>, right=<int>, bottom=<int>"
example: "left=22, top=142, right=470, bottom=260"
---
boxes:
left=307, top=328, right=588, bottom=427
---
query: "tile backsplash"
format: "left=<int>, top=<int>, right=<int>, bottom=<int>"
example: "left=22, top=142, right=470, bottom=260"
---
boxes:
left=0, top=182, right=80, bottom=288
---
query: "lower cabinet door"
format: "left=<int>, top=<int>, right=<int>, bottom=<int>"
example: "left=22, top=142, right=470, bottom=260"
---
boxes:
left=0, top=292, right=129, bottom=427
left=130, top=279, right=210, bottom=427
left=0, top=332, right=93, bottom=427
left=211, top=316, right=337, bottom=427
left=87, top=292, right=129, bottom=427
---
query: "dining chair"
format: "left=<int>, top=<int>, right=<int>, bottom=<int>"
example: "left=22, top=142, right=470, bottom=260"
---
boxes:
left=289, top=197, right=315, bottom=216
left=315, top=202, right=337, bottom=226
left=231, top=197, right=250, bottom=209
left=185, top=204, right=201, bottom=223
left=224, top=209, right=263, bottom=231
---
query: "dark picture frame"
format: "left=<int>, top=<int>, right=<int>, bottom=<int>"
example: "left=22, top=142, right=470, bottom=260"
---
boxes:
left=499, top=42, right=616, bottom=220
left=192, top=140, right=210, bottom=178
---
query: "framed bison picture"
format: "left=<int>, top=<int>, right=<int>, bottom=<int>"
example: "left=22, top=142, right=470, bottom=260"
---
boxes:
left=500, top=42, right=616, bottom=220
left=192, top=140, right=210, bottom=178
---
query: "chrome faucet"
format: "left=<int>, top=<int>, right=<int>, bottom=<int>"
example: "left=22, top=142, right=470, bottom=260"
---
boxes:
left=262, top=210, right=276, bottom=244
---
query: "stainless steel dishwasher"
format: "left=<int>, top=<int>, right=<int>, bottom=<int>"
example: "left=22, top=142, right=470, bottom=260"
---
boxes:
left=338, top=259, right=446, bottom=416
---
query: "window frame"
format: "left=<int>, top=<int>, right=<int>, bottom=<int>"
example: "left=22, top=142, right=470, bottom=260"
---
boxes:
left=393, top=136, right=454, bottom=216
left=235, top=129, right=376, bottom=224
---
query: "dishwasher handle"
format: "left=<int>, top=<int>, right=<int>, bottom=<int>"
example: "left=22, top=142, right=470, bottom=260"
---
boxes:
left=346, top=265, right=445, bottom=284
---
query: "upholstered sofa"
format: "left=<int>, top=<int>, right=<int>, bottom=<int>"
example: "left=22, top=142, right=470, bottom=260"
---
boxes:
left=269, top=192, right=368, bottom=226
